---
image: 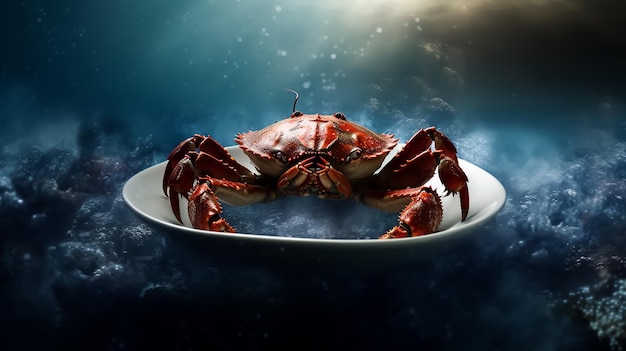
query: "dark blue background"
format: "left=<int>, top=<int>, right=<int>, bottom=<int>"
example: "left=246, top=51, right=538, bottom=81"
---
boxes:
left=1, top=0, right=626, bottom=350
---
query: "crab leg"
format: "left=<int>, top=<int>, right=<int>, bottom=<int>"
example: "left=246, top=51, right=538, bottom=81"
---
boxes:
left=168, top=173, right=272, bottom=231
left=355, top=186, right=443, bottom=238
left=204, top=178, right=273, bottom=206
left=163, top=136, right=202, bottom=195
left=377, top=187, right=443, bottom=239
left=163, top=134, right=258, bottom=195
left=163, top=134, right=270, bottom=231
left=373, top=149, right=441, bottom=190
left=373, top=127, right=469, bottom=222
left=426, top=127, right=469, bottom=220
left=378, top=129, right=433, bottom=174
left=187, top=177, right=272, bottom=231
left=425, top=127, right=459, bottom=162
left=188, top=183, right=235, bottom=232
left=438, top=155, right=469, bottom=220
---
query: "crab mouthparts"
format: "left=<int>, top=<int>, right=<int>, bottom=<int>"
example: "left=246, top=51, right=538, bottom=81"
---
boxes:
left=279, top=155, right=350, bottom=199
left=298, top=155, right=331, bottom=173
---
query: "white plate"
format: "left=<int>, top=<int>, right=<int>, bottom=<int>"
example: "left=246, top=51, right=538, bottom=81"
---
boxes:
left=123, top=146, right=505, bottom=265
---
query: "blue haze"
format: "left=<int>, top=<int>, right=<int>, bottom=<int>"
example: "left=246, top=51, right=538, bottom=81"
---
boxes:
left=1, top=0, right=626, bottom=350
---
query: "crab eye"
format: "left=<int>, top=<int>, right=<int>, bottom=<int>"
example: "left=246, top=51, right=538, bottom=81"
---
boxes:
left=291, top=111, right=303, bottom=118
left=334, top=112, right=346, bottom=120
left=345, top=148, right=362, bottom=163
left=272, top=150, right=289, bottom=163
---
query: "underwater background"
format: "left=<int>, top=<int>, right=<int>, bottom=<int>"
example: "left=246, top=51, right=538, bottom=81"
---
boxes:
left=1, top=0, right=626, bottom=349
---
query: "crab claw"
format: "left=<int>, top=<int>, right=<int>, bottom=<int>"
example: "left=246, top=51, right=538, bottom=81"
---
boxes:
left=166, top=156, right=198, bottom=223
left=437, top=155, right=469, bottom=221
left=426, top=127, right=459, bottom=163
left=163, top=136, right=202, bottom=195
left=380, top=187, right=443, bottom=239
left=188, top=183, right=235, bottom=232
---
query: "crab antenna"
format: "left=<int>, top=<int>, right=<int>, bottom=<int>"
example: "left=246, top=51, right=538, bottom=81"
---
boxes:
left=285, top=88, right=299, bottom=113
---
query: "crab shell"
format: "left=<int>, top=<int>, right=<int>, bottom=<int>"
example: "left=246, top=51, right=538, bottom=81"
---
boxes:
left=235, top=112, right=399, bottom=180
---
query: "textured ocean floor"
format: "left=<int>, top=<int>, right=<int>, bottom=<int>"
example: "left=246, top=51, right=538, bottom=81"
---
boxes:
left=1, top=111, right=625, bottom=350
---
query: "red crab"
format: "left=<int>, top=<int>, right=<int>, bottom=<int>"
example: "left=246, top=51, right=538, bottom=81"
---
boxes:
left=163, top=91, right=469, bottom=239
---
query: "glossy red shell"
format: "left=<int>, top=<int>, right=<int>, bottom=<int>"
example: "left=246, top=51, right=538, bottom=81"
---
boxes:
left=235, top=113, right=398, bottom=163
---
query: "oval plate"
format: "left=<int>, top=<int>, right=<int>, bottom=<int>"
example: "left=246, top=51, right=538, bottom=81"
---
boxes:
left=123, top=146, right=506, bottom=265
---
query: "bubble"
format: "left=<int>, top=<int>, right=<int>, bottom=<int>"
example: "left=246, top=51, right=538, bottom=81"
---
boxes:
left=275, top=5, right=282, bottom=12
left=330, top=53, right=337, bottom=60
left=376, top=27, right=383, bottom=33
left=302, top=81, right=311, bottom=89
